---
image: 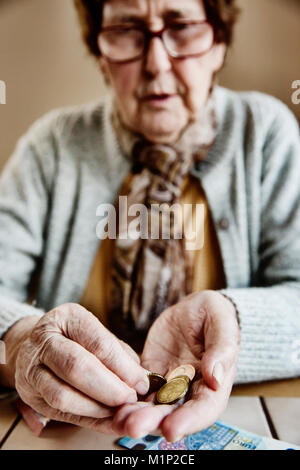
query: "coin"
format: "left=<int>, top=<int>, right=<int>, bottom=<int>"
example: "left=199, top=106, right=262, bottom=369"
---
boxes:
left=147, top=373, right=167, bottom=395
left=173, top=375, right=191, bottom=385
left=156, top=377, right=189, bottom=404
left=166, top=364, right=196, bottom=382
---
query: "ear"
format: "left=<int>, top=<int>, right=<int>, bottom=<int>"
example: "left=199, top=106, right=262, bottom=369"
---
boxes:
left=99, top=57, right=111, bottom=86
left=97, top=35, right=111, bottom=86
left=211, top=43, right=227, bottom=73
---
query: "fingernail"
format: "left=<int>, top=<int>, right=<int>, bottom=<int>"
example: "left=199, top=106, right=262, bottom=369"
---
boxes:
left=212, top=362, right=224, bottom=386
left=135, top=378, right=150, bottom=396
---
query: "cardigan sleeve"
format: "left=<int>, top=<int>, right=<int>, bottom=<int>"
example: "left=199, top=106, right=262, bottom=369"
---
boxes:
left=0, top=128, right=54, bottom=340
left=219, top=101, right=300, bottom=384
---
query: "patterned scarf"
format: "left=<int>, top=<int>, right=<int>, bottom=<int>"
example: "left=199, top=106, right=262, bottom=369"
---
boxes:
left=108, top=93, right=217, bottom=351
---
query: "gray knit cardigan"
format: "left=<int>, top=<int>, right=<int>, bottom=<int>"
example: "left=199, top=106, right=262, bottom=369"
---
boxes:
left=0, top=86, right=299, bottom=384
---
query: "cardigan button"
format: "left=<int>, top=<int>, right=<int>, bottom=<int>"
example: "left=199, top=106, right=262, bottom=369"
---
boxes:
left=218, top=217, right=230, bottom=230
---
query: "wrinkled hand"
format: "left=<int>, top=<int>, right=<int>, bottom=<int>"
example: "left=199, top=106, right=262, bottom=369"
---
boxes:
left=15, top=303, right=149, bottom=434
left=113, top=291, right=240, bottom=442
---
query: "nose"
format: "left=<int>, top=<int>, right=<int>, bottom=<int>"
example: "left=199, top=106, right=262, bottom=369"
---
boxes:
left=144, top=37, right=172, bottom=77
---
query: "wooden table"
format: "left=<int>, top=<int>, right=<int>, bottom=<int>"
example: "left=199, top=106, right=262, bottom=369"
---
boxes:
left=1, top=379, right=299, bottom=450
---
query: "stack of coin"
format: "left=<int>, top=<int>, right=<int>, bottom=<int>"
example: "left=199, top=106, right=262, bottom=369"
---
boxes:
left=147, top=365, right=196, bottom=405
left=166, top=365, right=196, bottom=382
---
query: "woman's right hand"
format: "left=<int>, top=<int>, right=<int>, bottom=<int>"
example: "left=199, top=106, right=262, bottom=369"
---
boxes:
left=14, top=303, right=150, bottom=433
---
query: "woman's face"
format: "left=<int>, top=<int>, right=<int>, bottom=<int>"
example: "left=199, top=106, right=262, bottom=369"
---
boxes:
left=99, top=0, right=226, bottom=144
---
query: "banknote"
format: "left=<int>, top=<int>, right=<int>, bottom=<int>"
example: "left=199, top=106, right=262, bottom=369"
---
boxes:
left=118, top=420, right=300, bottom=451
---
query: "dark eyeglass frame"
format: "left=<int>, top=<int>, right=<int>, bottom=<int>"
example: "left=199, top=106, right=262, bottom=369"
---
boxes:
left=98, top=20, right=215, bottom=64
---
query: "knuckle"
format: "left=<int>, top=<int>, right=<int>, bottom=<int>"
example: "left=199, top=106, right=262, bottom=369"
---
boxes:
left=30, top=304, right=87, bottom=343
left=46, top=387, right=68, bottom=412
left=26, top=365, right=43, bottom=389
left=81, top=330, right=103, bottom=354
left=16, top=343, right=42, bottom=389
left=38, top=334, right=57, bottom=363
left=62, top=305, right=101, bottom=344
left=61, top=352, right=81, bottom=381
left=29, top=322, right=49, bottom=346
left=63, top=350, right=94, bottom=384
left=30, top=317, right=60, bottom=348
left=98, top=341, right=117, bottom=366
left=59, top=413, right=83, bottom=425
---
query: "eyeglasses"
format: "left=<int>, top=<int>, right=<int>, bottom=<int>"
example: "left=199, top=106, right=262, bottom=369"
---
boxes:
left=98, top=20, right=215, bottom=64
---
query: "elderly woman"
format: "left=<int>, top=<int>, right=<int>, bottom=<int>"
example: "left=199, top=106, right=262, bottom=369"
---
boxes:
left=0, top=0, right=299, bottom=442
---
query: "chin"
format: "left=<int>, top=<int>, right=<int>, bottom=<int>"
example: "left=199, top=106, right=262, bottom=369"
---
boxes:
left=139, top=126, right=181, bottom=144
left=138, top=114, right=187, bottom=144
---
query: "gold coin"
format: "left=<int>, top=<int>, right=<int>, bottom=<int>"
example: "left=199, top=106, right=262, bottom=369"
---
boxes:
left=166, top=364, right=196, bottom=382
left=156, top=377, right=189, bottom=404
left=174, top=375, right=191, bottom=385
left=147, top=373, right=167, bottom=395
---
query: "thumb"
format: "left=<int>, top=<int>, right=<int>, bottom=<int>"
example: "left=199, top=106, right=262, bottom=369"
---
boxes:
left=201, top=344, right=237, bottom=391
left=200, top=293, right=240, bottom=391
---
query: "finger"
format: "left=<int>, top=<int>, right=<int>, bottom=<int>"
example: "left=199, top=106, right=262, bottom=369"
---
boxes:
left=114, top=402, right=178, bottom=439
left=112, top=402, right=151, bottom=435
left=30, top=365, right=113, bottom=418
left=119, top=340, right=141, bottom=364
left=201, top=298, right=240, bottom=391
left=40, top=334, right=138, bottom=407
left=160, top=386, right=229, bottom=442
left=51, top=304, right=150, bottom=395
left=201, top=345, right=238, bottom=391
left=25, top=396, right=117, bottom=435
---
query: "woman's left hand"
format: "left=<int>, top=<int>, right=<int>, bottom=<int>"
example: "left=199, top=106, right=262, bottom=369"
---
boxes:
left=112, top=290, right=240, bottom=442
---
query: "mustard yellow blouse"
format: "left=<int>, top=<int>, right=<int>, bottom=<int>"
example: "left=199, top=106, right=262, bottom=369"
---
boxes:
left=80, top=173, right=226, bottom=326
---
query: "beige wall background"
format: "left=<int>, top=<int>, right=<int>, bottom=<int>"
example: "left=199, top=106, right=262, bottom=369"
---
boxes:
left=0, top=0, right=299, bottom=172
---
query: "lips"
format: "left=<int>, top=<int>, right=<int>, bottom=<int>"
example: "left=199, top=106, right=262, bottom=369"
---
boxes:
left=141, top=93, right=176, bottom=103
left=143, top=93, right=170, bottom=100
